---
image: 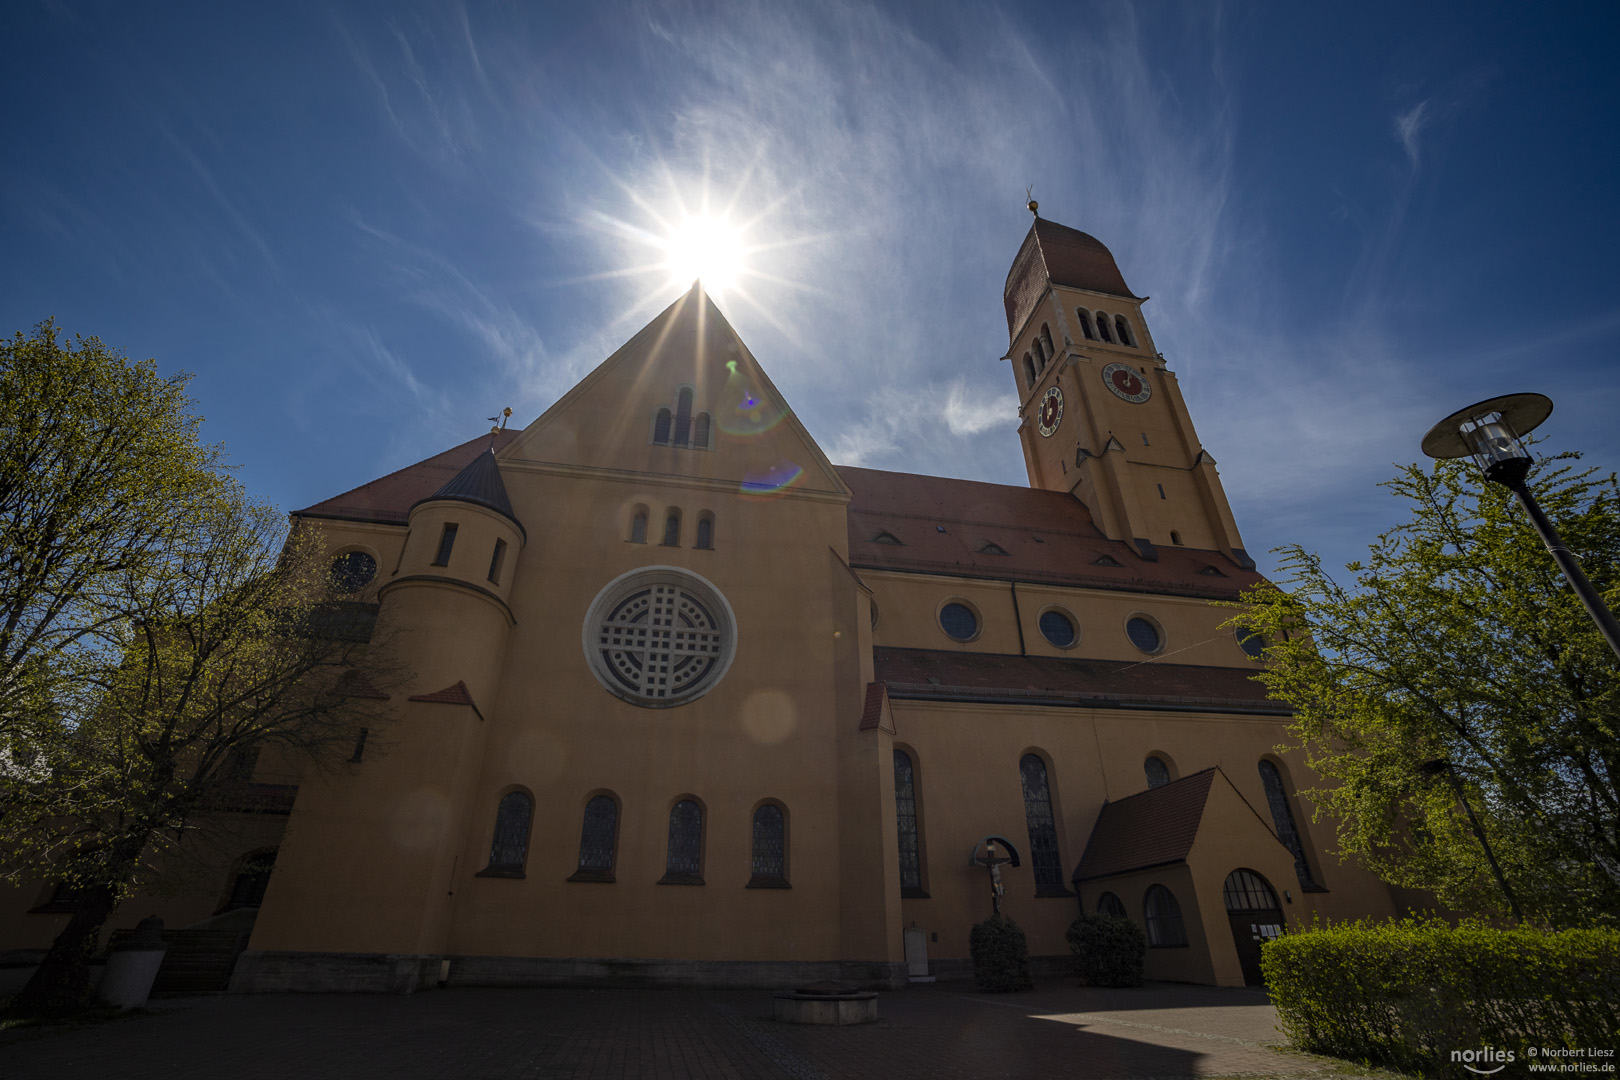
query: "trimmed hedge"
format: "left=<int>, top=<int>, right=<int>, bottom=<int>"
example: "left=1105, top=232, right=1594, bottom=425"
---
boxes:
left=969, top=914, right=1034, bottom=992
left=1067, top=913, right=1145, bottom=987
left=1264, top=920, right=1620, bottom=1077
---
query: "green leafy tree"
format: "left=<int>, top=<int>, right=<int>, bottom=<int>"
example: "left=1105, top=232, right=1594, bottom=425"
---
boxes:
left=0, top=321, right=221, bottom=739
left=1234, top=452, right=1620, bottom=927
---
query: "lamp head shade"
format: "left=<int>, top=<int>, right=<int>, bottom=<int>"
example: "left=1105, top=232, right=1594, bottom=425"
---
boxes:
left=1421, top=393, right=1553, bottom=460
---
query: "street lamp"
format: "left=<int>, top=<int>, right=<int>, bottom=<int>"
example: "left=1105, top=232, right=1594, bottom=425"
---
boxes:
left=1418, top=759, right=1524, bottom=921
left=1421, top=392, right=1620, bottom=662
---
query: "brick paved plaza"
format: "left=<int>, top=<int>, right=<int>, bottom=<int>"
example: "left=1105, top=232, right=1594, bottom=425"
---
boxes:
left=0, top=982, right=1385, bottom=1080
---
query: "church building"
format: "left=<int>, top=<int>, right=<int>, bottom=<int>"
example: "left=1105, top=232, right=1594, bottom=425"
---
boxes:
left=3, top=214, right=1410, bottom=991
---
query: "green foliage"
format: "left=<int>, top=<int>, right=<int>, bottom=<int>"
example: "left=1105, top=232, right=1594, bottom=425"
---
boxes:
left=969, top=914, right=1034, bottom=992
left=1264, top=920, right=1620, bottom=1077
left=0, top=320, right=222, bottom=740
left=1066, top=913, right=1145, bottom=987
left=1231, top=452, right=1620, bottom=926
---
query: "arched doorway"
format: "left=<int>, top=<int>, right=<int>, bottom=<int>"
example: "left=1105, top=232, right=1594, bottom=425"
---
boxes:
left=1222, top=869, right=1283, bottom=986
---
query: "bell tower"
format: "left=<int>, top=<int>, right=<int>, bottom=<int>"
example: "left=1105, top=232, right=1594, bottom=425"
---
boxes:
left=1002, top=203, right=1253, bottom=570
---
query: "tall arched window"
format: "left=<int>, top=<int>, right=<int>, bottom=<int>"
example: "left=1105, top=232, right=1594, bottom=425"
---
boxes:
left=661, top=799, right=704, bottom=884
left=480, top=791, right=532, bottom=877
left=1097, top=891, right=1126, bottom=919
left=749, top=804, right=788, bottom=886
left=662, top=509, right=681, bottom=547
left=695, top=512, right=714, bottom=550
left=673, top=388, right=694, bottom=446
left=1095, top=314, right=1113, bottom=343
left=894, top=749, right=925, bottom=897
left=1041, top=324, right=1055, bottom=358
left=653, top=408, right=672, bottom=445
left=1019, top=754, right=1066, bottom=894
left=1115, top=315, right=1134, bottom=347
left=629, top=507, right=648, bottom=544
left=1143, top=884, right=1187, bottom=946
left=693, top=412, right=712, bottom=449
left=1144, top=756, right=1171, bottom=789
left=1259, top=761, right=1318, bottom=888
left=1023, top=354, right=1037, bottom=389
left=1077, top=309, right=1095, bottom=340
left=570, top=794, right=619, bottom=882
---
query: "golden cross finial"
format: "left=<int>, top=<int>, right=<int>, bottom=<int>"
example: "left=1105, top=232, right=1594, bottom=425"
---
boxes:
left=1026, top=185, right=1038, bottom=216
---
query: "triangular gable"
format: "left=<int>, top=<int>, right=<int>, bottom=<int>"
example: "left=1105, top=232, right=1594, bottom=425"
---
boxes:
left=503, top=285, right=849, bottom=500
left=407, top=680, right=484, bottom=722
left=858, top=682, right=896, bottom=734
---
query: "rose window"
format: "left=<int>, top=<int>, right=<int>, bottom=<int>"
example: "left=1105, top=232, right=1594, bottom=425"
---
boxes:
left=582, top=567, right=736, bottom=707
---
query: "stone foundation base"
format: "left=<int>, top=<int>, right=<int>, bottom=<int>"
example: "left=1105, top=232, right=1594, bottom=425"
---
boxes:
left=773, top=991, right=878, bottom=1024
left=230, top=951, right=907, bottom=994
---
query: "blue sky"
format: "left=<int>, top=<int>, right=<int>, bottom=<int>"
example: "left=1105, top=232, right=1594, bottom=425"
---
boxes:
left=4, top=2, right=1618, bottom=580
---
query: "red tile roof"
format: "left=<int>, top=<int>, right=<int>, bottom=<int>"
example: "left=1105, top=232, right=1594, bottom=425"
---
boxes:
left=408, top=681, right=482, bottom=717
left=1072, top=769, right=1216, bottom=881
left=297, top=431, right=521, bottom=525
left=859, top=682, right=888, bottom=731
left=837, top=465, right=1262, bottom=600
left=873, top=647, right=1283, bottom=714
left=1004, top=218, right=1139, bottom=342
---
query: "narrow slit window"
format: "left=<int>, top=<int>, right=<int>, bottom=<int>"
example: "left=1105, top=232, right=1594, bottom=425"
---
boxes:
left=1041, top=324, right=1055, bottom=358
left=1020, top=754, right=1066, bottom=894
left=693, top=412, right=712, bottom=449
left=749, top=804, right=787, bottom=886
left=653, top=408, right=672, bottom=445
left=629, top=509, right=648, bottom=544
left=673, top=388, right=694, bottom=446
left=1157, top=484, right=1167, bottom=499
left=349, top=727, right=369, bottom=763
left=695, top=513, right=714, bottom=550
left=1260, top=761, right=1319, bottom=888
left=661, top=800, right=704, bottom=884
left=487, top=538, right=507, bottom=584
left=570, top=795, right=619, bottom=882
left=480, top=792, right=532, bottom=877
left=1024, top=354, right=1037, bottom=389
left=433, top=524, right=458, bottom=567
left=894, top=749, right=925, bottom=896
left=662, top=511, right=681, bottom=547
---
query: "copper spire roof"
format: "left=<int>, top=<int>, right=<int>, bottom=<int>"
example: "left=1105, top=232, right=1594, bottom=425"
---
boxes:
left=1003, top=217, right=1140, bottom=342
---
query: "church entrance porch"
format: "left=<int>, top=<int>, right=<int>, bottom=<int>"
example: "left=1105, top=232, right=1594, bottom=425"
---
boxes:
left=1222, top=869, right=1285, bottom=986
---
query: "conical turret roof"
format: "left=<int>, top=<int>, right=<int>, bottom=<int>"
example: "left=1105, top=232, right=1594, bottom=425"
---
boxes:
left=413, top=446, right=524, bottom=536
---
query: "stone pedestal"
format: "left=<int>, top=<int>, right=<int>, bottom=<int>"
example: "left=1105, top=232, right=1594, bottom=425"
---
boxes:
left=772, top=980, right=878, bottom=1025
left=100, top=916, right=166, bottom=1009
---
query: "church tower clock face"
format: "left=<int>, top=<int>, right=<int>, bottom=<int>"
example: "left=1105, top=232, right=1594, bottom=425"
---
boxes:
left=1037, top=386, right=1064, bottom=437
left=1102, top=363, right=1151, bottom=404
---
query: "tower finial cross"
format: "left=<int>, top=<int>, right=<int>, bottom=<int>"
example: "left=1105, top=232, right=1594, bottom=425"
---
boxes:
left=1026, top=185, right=1038, bottom=217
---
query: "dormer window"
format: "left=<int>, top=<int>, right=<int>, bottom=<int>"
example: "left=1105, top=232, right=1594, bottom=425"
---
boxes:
left=978, top=542, right=1009, bottom=556
left=1093, top=554, right=1123, bottom=567
left=871, top=530, right=903, bottom=545
left=1200, top=565, right=1225, bottom=577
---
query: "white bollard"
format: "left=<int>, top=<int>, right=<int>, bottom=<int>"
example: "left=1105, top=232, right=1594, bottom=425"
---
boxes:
left=100, top=916, right=166, bottom=1009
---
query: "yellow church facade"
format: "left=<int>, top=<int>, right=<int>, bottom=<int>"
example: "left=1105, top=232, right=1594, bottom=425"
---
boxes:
left=1, top=216, right=1410, bottom=991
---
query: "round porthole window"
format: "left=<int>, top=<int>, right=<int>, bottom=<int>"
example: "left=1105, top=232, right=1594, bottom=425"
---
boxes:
left=1126, top=616, right=1163, bottom=654
left=1238, top=629, right=1266, bottom=659
left=939, top=602, right=979, bottom=641
left=330, top=551, right=377, bottom=592
left=1038, top=609, right=1077, bottom=648
left=582, top=566, right=737, bottom=708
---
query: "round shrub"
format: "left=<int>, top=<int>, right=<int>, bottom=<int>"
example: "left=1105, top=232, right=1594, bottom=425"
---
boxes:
left=1067, top=913, right=1146, bottom=987
left=970, top=914, right=1034, bottom=992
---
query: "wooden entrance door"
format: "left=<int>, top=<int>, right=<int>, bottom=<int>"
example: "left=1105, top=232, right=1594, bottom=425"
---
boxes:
left=1222, top=869, right=1283, bottom=986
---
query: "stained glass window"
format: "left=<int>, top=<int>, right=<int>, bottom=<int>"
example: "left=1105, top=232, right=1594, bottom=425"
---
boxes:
left=573, top=795, right=618, bottom=879
left=663, top=799, right=703, bottom=883
left=751, top=804, right=786, bottom=883
left=1143, top=885, right=1187, bottom=946
left=1039, top=609, right=1076, bottom=648
left=1259, top=761, right=1318, bottom=888
left=485, top=792, right=532, bottom=876
left=1144, top=756, right=1171, bottom=789
left=1020, top=754, right=1066, bottom=893
left=331, top=551, right=377, bottom=591
left=894, top=749, right=923, bottom=895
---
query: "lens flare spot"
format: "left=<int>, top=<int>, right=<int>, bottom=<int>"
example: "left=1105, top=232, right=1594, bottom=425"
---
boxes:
left=741, top=460, right=805, bottom=499
left=741, top=689, right=797, bottom=745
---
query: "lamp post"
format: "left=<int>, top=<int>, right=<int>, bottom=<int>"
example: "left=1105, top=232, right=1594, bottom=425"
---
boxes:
left=1421, top=393, right=1620, bottom=662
